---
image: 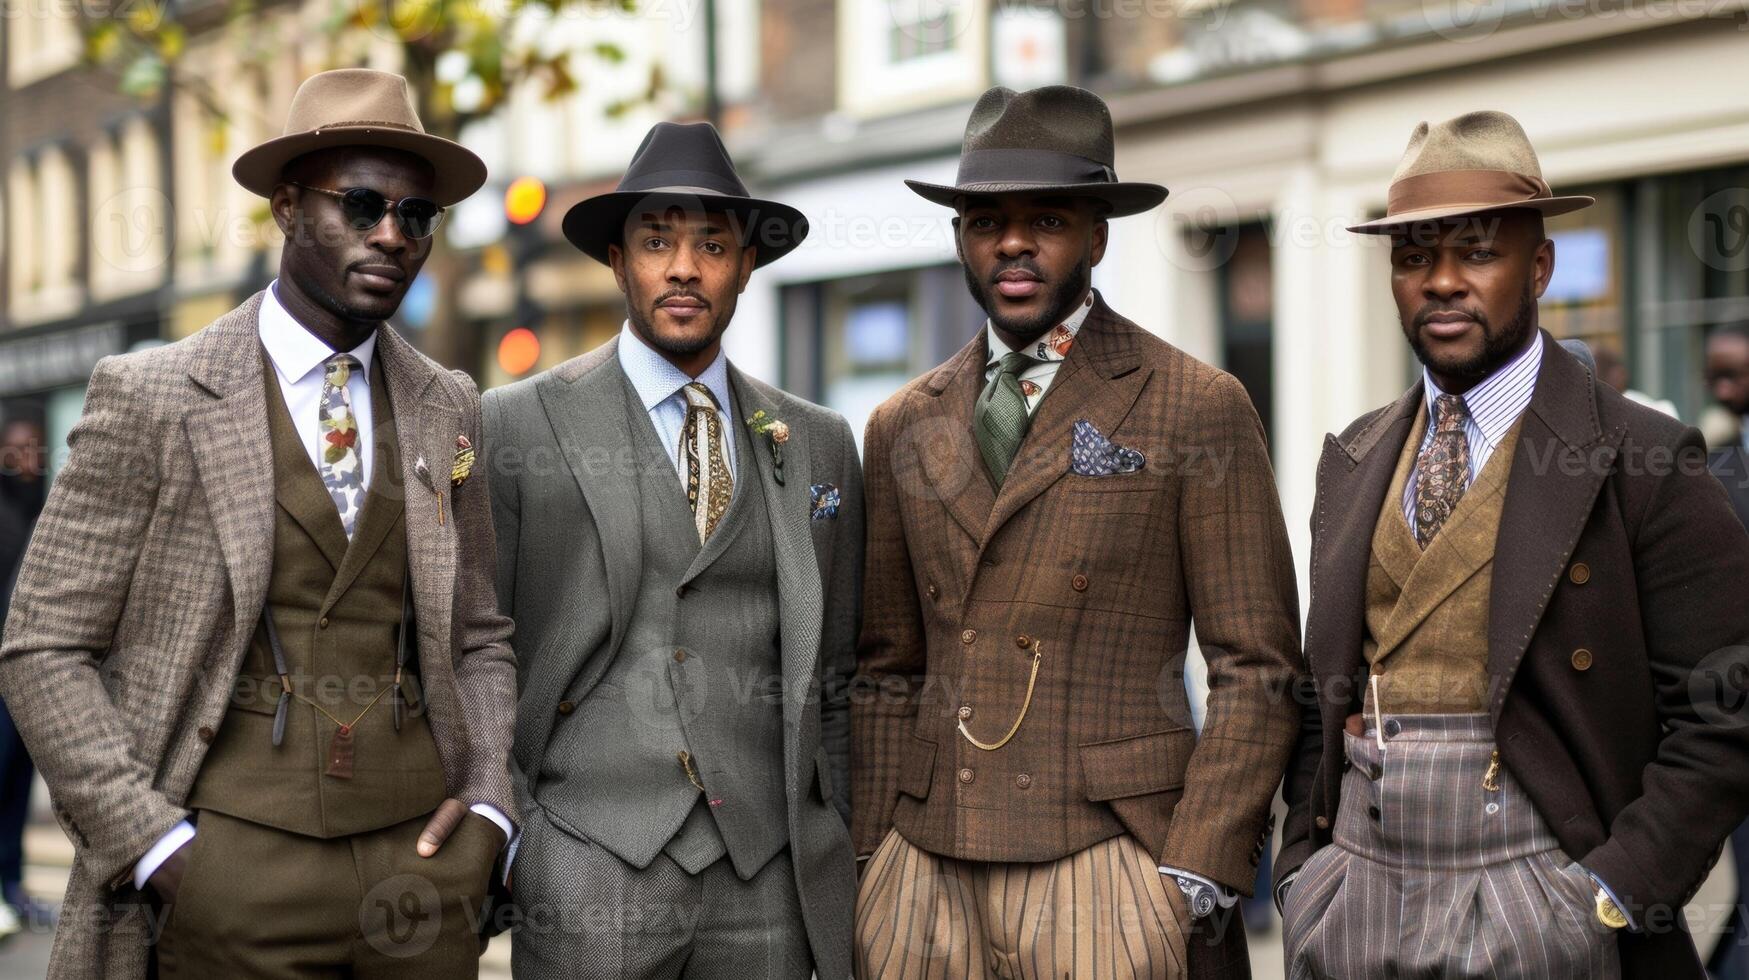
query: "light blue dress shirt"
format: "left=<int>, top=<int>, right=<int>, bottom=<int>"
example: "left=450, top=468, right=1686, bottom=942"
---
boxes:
left=617, top=321, right=739, bottom=481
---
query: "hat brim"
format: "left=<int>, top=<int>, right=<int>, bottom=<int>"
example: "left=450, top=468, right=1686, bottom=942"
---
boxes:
left=561, top=190, right=808, bottom=268
left=1346, top=195, right=1595, bottom=234
left=905, top=179, right=1168, bottom=218
left=233, top=127, right=488, bottom=207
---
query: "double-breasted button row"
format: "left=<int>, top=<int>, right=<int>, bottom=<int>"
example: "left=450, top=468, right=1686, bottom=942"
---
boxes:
left=958, top=768, right=975, bottom=784
left=957, top=705, right=973, bottom=721
left=1015, top=773, right=1033, bottom=789
left=1071, top=574, right=1089, bottom=592
left=961, top=629, right=977, bottom=645
left=1014, top=634, right=1031, bottom=649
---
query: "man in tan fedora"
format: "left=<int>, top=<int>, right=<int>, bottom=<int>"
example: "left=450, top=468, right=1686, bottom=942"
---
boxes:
left=0, top=68, right=515, bottom=979
left=1276, top=110, right=1749, bottom=979
left=851, top=84, right=1302, bottom=980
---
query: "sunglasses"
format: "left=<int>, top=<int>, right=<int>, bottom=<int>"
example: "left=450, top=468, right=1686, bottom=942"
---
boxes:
left=288, top=183, right=446, bottom=240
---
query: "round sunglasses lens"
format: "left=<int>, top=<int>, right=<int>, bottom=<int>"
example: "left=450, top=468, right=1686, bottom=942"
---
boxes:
left=340, top=189, right=390, bottom=231
left=396, top=200, right=443, bottom=239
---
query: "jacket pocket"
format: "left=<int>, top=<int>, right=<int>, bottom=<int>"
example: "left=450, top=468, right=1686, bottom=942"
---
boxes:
left=1079, top=728, right=1194, bottom=801
left=897, top=733, right=938, bottom=800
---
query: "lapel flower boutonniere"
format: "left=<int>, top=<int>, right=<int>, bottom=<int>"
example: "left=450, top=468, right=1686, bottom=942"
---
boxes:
left=746, top=410, right=789, bottom=485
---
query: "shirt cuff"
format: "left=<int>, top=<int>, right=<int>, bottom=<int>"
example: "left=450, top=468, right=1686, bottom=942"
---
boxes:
left=1158, top=865, right=1239, bottom=910
left=1274, top=871, right=1299, bottom=915
left=469, top=803, right=514, bottom=849
left=134, top=820, right=196, bottom=891
left=1582, top=865, right=1639, bottom=932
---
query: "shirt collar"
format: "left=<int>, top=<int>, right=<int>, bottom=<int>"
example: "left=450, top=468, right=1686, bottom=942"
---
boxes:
left=616, top=321, right=734, bottom=414
left=985, top=289, right=1097, bottom=368
left=257, top=280, right=378, bottom=385
left=1422, top=330, right=1543, bottom=452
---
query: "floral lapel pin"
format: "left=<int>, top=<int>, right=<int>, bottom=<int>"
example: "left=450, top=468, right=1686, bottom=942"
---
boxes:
left=746, top=410, right=789, bottom=485
left=809, top=483, right=840, bottom=521
left=451, top=434, right=475, bottom=487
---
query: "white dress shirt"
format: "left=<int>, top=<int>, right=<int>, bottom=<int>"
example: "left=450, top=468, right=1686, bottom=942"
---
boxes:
left=1401, top=330, right=1543, bottom=525
left=982, top=290, right=1096, bottom=414
left=133, top=282, right=510, bottom=892
left=617, top=321, right=739, bottom=481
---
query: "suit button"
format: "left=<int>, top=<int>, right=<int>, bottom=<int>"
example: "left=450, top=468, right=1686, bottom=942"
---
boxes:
left=1383, top=719, right=1401, bottom=738
left=1014, top=634, right=1031, bottom=649
left=957, top=705, right=973, bottom=720
left=1071, top=574, right=1089, bottom=592
left=1367, top=805, right=1381, bottom=822
left=961, top=629, right=977, bottom=645
left=927, top=584, right=939, bottom=599
left=1369, top=763, right=1383, bottom=781
left=1015, top=773, right=1032, bottom=789
left=958, top=768, right=974, bottom=784
left=1569, top=562, right=1591, bottom=585
left=1571, top=648, right=1593, bottom=671
left=557, top=700, right=575, bottom=715
left=319, top=617, right=329, bottom=629
left=197, top=726, right=215, bottom=743
left=1314, top=816, right=1330, bottom=830
left=674, top=649, right=687, bottom=663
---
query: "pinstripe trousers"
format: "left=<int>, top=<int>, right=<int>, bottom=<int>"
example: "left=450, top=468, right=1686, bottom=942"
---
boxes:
left=853, top=829, right=1189, bottom=980
left=1282, top=713, right=1620, bottom=979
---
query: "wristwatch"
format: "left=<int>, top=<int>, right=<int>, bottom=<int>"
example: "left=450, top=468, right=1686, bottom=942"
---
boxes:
left=1594, top=886, right=1629, bottom=930
left=1172, top=874, right=1219, bottom=919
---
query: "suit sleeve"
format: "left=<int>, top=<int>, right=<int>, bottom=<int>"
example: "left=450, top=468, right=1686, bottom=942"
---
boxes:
left=0, top=357, right=189, bottom=888
left=1580, top=425, right=1749, bottom=916
left=849, top=399, right=929, bottom=858
left=449, top=372, right=520, bottom=826
left=818, top=413, right=864, bottom=826
left=1161, top=371, right=1304, bottom=895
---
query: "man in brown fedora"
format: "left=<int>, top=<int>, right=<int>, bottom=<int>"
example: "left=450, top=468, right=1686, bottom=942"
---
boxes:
left=483, top=121, right=861, bottom=979
left=1275, top=110, right=1749, bottom=980
left=850, top=84, right=1303, bottom=980
left=0, top=68, right=516, bottom=979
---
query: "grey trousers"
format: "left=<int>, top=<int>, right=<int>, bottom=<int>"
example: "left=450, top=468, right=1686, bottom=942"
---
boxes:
left=1282, top=713, right=1620, bottom=980
left=509, top=813, right=812, bottom=980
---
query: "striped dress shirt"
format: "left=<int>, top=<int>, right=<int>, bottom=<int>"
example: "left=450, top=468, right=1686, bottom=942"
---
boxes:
left=1402, top=330, right=1543, bottom=524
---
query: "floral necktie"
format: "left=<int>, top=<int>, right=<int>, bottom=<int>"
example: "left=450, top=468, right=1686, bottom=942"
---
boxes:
left=1413, top=393, right=1471, bottom=548
left=318, top=354, right=366, bottom=538
left=681, top=382, right=733, bottom=542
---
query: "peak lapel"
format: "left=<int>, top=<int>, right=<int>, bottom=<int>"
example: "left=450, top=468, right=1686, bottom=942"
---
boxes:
left=185, top=291, right=275, bottom=645
left=375, top=327, right=456, bottom=661
left=909, top=335, right=996, bottom=543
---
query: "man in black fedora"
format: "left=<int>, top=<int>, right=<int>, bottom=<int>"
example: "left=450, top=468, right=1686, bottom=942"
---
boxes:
left=483, top=121, right=863, bottom=979
left=851, top=85, right=1302, bottom=980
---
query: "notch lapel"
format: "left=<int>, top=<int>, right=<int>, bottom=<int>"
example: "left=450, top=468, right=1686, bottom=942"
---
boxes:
left=376, top=327, right=456, bottom=668
left=185, top=292, right=276, bottom=647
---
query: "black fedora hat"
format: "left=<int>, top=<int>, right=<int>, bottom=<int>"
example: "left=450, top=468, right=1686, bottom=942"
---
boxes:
left=562, top=122, right=807, bottom=268
left=907, top=85, right=1167, bottom=218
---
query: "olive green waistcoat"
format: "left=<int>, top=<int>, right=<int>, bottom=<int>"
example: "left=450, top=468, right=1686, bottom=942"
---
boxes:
left=1361, top=403, right=1523, bottom=715
left=187, top=349, right=447, bottom=838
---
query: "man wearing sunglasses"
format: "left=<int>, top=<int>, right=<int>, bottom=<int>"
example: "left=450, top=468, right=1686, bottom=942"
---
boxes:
left=0, top=68, right=516, bottom=979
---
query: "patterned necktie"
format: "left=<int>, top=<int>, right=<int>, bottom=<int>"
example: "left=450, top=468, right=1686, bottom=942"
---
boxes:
left=975, top=351, right=1037, bottom=488
left=318, top=353, right=366, bottom=538
left=680, top=382, right=733, bottom=542
left=1413, top=393, right=1472, bottom=548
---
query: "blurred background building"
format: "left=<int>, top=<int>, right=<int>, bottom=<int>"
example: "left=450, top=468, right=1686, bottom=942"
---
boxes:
left=4, top=0, right=1749, bottom=970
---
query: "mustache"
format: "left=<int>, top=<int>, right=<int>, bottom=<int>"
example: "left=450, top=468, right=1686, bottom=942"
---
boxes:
left=1413, top=303, right=1489, bottom=328
left=655, top=289, right=710, bottom=308
left=988, top=260, right=1044, bottom=286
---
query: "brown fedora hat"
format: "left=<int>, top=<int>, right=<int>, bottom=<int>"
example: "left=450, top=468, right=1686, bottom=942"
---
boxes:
left=233, top=69, right=486, bottom=207
left=907, top=85, right=1166, bottom=218
left=1349, top=110, right=1592, bottom=234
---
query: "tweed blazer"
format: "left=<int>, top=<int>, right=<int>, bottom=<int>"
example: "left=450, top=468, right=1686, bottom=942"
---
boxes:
left=1278, top=335, right=1749, bottom=980
left=850, top=297, right=1302, bottom=895
left=0, top=292, right=517, bottom=980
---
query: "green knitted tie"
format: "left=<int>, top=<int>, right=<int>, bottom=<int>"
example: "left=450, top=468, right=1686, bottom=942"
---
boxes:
left=975, top=351, right=1037, bottom=487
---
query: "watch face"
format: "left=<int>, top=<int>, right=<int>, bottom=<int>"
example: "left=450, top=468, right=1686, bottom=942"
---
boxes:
left=1594, top=890, right=1629, bottom=930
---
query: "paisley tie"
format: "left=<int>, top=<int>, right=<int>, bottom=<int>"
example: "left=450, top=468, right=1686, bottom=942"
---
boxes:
left=1414, top=393, right=1471, bottom=548
left=318, top=354, right=366, bottom=538
left=681, top=382, right=733, bottom=542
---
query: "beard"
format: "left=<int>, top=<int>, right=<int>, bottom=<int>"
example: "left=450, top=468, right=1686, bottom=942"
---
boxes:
left=964, top=257, right=1092, bottom=342
left=626, top=288, right=736, bottom=357
left=1405, top=283, right=1538, bottom=386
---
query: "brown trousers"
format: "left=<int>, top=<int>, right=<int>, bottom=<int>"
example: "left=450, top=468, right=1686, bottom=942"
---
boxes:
left=854, top=830, right=1189, bottom=980
left=151, top=808, right=500, bottom=979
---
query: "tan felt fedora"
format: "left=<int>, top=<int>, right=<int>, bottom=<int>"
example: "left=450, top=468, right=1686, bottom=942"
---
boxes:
left=233, top=68, right=486, bottom=206
left=1348, top=110, right=1592, bottom=234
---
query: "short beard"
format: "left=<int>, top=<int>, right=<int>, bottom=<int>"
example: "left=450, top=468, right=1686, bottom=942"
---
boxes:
left=965, top=258, right=1092, bottom=342
left=626, top=297, right=735, bottom=357
left=1406, top=283, right=1537, bottom=386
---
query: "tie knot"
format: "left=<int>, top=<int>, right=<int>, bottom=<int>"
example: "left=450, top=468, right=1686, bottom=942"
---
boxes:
left=997, top=351, right=1035, bottom=378
left=1433, top=393, right=1468, bottom=434
left=324, top=354, right=361, bottom=386
left=682, top=381, right=720, bottom=411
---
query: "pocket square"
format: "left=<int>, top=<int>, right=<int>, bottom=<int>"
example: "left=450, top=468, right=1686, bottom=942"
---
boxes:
left=1070, top=419, right=1146, bottom=476
left=809, top=483, right=841, bottom=520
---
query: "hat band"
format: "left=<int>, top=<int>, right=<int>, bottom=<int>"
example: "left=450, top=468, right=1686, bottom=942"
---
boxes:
left=1386, top=169, right=1554, bottom=218
left=619, top=170, right=750, bottom=197
left=956, top=148, right=1116, bottom=188
left=305, top=119, right=423, bottom=135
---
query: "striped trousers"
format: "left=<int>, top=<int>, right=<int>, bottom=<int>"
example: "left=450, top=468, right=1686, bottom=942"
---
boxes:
left=1282, top=713, right=1620, bottom=979
left=853, top=829, right=1189, bottom=980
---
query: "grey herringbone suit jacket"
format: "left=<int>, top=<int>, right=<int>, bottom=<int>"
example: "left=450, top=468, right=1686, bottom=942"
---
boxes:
left=482, top=341, right=863, bottom=980
left=0, top=292, right=519, bottom=980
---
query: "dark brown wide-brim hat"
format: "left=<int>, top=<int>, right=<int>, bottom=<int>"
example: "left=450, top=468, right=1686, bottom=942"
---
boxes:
left=233, top=68, right=487, bottom=207
left=1349, top=110, right=1593, bottom=234
left=907, top=85, right=1167, bottom=218
left=562, top=122, right=807, bottom=268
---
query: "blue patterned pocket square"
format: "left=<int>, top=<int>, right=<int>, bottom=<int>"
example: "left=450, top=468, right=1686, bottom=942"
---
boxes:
left=809, top=483, right=841, bottom=520
left=1070, top=419, right=1146, bottom=477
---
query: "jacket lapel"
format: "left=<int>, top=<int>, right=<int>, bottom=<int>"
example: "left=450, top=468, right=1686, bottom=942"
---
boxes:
left=375, top=326, right=457, bottom=669
left=185, top=292, right=276, bottom=645
left=1306, top=386, right=1422, bottom=687
left=982, top=299, right=1147, bottom=546
left=536, top=340, right=645, bottom=664
left=1485, top=336, right=1624, bottom=715
left=910, top=335, right=997, bottom=543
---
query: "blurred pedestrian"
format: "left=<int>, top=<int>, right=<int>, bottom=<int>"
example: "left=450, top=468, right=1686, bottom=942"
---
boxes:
left=0, top=413, right=45, bottom=942
left=1592, top=343, right=1678, bottom=419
